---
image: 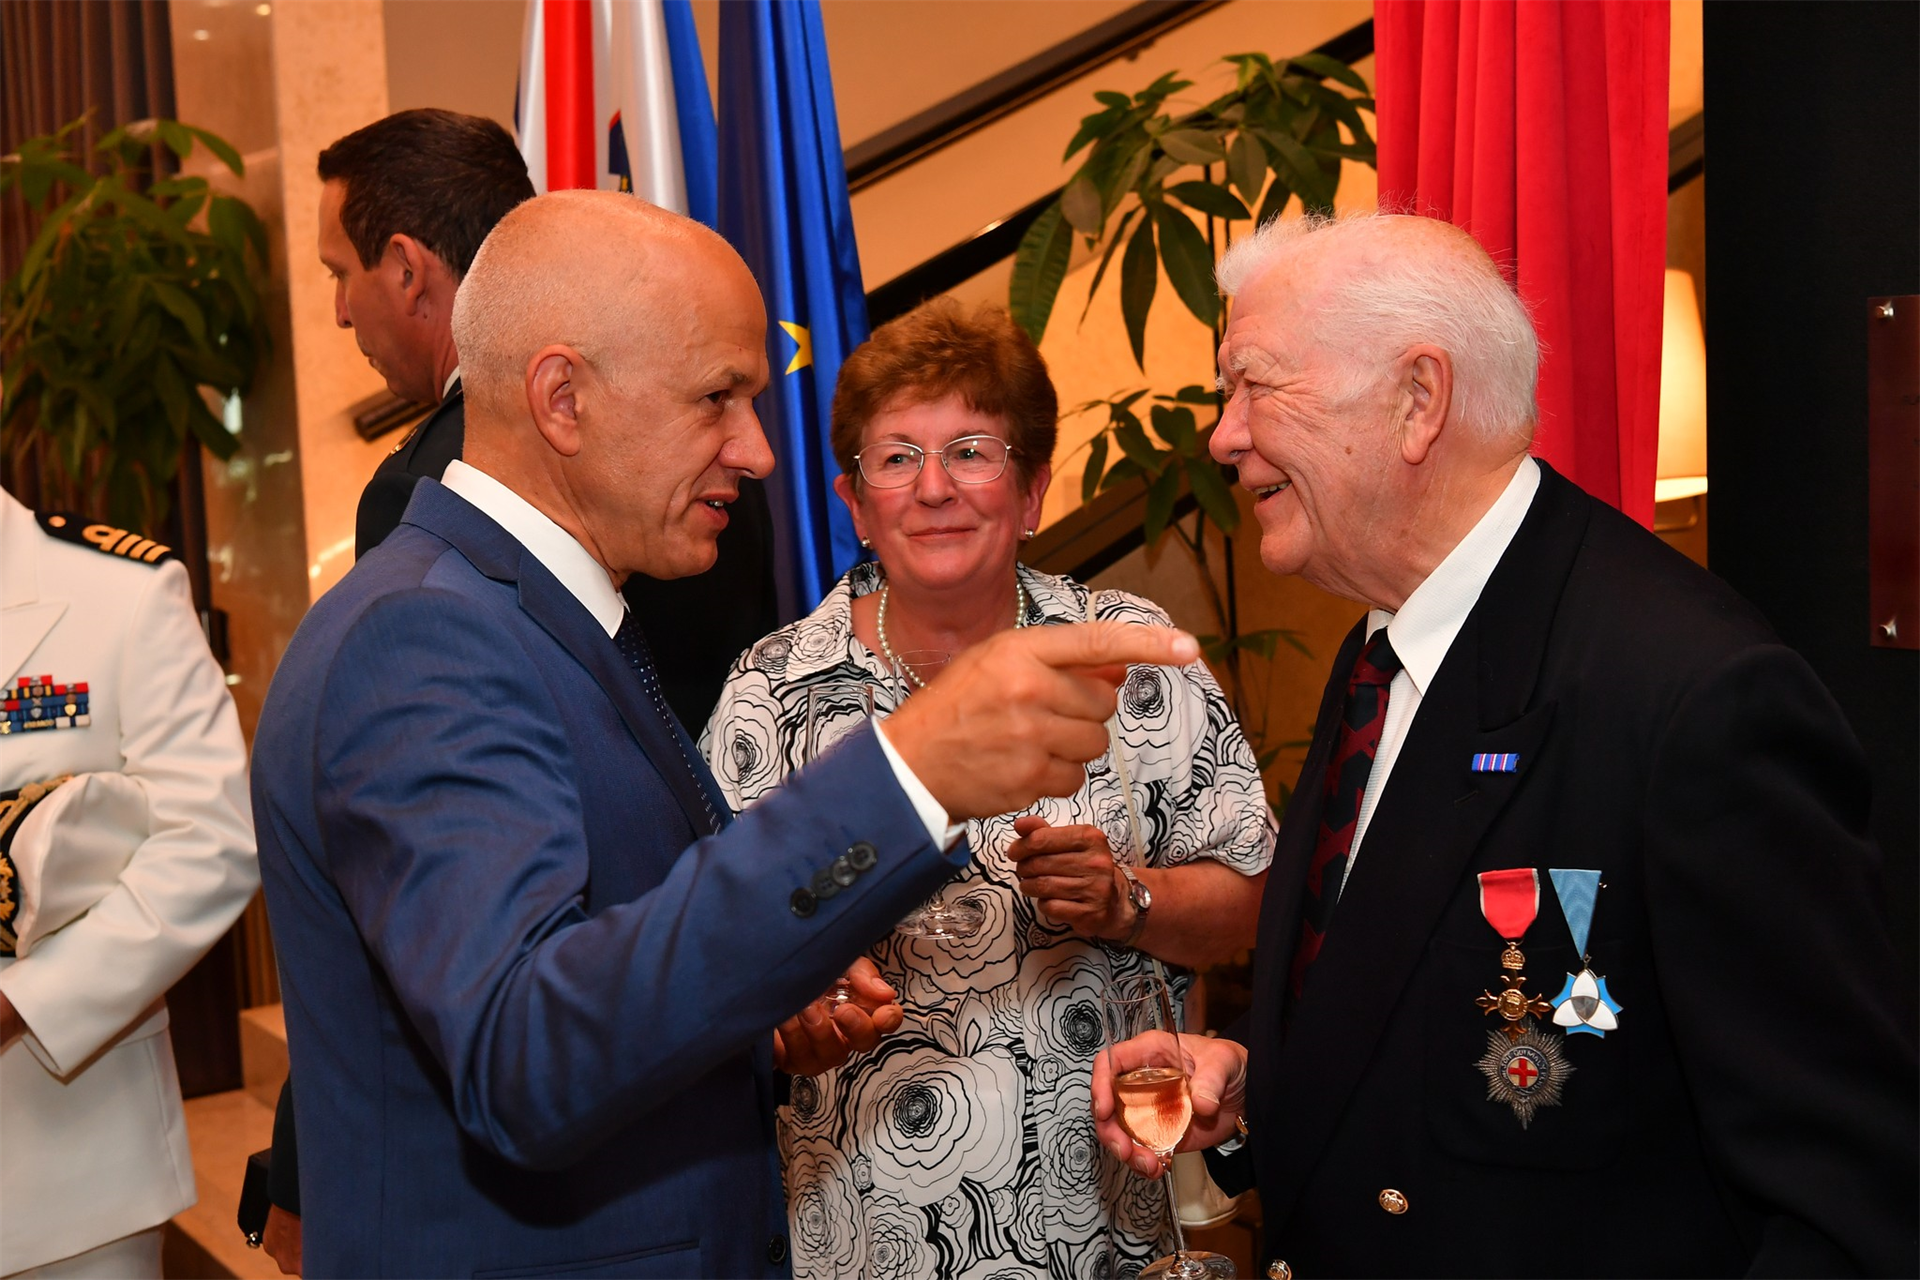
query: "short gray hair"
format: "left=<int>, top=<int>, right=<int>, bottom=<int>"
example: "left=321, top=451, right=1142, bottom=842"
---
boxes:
left=1215, top=212, right=1540, bottom=447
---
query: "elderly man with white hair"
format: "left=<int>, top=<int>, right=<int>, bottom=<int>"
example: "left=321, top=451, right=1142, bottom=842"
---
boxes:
left=1094, top=213, right=1916, bottom=1278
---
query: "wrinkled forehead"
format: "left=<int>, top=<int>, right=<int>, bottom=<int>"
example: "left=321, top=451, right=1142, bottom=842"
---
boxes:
left=1220, top=239, right=1355, bottom=368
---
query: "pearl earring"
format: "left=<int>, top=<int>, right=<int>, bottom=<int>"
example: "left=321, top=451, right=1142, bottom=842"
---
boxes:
left=1022, top=528, right=1036, bottom=539
left=859, top=537, right=872, bottom=549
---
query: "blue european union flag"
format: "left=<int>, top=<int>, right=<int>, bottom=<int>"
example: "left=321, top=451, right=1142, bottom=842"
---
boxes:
left=661, top=0, right=716, bottom=229
left=718, top=0, right=868, bottom=621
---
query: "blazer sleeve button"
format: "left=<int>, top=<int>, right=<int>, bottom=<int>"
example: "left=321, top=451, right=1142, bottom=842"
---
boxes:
left=810, top=869, right=840, bottom=900
left=830, top=855, right=857, bottom=887
left=789, top=887, right=817, bottom=918
left=1266, top=1262, right=1292, bottom=1280
left=846, top=841, right=877, bottom=871
left=1378, top=1188, right=1409, bottom=1214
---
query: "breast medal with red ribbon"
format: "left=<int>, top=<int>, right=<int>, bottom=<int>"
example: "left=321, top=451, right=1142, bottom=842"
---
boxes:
left=1472, top=867, right=1572, bottom=1126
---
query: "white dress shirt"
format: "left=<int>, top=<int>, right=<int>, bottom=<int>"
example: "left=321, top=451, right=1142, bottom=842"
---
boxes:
left=1344, top=457, right=1541, bottom=886
left=439, top=461, right=959, bottom=845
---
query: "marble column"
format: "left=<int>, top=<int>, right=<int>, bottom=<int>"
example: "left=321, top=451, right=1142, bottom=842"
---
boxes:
left=171, top=0, right=394, bottom=1004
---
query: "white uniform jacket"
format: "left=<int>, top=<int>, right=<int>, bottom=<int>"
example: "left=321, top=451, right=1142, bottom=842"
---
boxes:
left=0, top=489, right=257, bottom=1274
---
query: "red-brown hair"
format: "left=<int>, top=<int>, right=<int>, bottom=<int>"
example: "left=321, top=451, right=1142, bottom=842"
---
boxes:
left=831, top=298, right=1057, bottom=485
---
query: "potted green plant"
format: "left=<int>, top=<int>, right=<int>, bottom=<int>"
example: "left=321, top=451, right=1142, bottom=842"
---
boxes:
left=1012, top=52, right=1376, bottom=803
left=2, top=114, right=268, bottom=532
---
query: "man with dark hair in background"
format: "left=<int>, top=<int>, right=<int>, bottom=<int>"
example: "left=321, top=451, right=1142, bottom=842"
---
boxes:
left=255, top=109, right=779, bottom=1273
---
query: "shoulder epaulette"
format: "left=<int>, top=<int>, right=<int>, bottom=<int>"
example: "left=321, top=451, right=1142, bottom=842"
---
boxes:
left=35, top=512, right=176, bottom=565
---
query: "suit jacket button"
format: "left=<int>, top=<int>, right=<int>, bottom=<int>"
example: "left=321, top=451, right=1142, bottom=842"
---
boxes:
left=810, top=869, right=840, bottom=900
left=767, top=1233, right=789, bottom=1264
left=846, top=841, right=877, bottom=871
left=830, top=855, right=857, bottom=887
left=1379, top=1187, right=1409, bottom=1214
left=789, top=888, right=817, bottom=918
left=1266, top=1262, right=1292, bottom=1280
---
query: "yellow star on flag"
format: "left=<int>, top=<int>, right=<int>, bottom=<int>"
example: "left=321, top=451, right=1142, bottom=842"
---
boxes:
left=777, top=320, right=813, bottom=375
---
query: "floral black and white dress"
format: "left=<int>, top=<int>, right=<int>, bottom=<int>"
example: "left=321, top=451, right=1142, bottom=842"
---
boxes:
left=700, top=563, right=1275, bottom=1280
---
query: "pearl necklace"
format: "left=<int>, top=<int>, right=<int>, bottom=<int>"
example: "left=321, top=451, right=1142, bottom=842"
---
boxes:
left=877, top=578, right=1029, bottom=689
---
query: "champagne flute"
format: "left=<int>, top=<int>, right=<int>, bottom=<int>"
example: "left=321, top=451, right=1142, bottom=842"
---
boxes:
left=888, top=650, right=987, bottom=941
left=1103, top=974, right=1237, bottom=1280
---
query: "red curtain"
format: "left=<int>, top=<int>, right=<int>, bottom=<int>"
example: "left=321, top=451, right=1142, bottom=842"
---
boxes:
left=1375, top=0, right=1669, bottom=527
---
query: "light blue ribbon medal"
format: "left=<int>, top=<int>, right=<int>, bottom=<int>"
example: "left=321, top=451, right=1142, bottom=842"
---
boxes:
left=1548, top=868, right=1624, bottom=1037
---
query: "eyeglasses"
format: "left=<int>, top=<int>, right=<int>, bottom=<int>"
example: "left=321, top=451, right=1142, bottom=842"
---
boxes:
left=853, top=435, right=1017, bottom=489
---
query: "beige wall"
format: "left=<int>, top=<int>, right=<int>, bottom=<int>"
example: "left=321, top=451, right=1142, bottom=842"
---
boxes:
left=171, top=0, right=394, bottom=734
left=385, top=0, right=525, bottom=125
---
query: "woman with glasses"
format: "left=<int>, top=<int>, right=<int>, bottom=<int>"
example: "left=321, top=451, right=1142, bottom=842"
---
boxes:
left=700, top=299, right=1274, bottom=1279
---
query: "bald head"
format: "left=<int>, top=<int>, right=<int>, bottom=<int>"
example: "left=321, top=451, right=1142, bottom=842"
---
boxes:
left=453, top=190, right=754, bottom=424
left=447, top=190, right=774, bottom=585
left=1217, top=213, right=1540, bottom=451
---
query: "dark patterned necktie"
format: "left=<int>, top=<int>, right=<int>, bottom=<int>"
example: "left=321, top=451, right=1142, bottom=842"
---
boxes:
left=1289, top=627, right=1403, bottom=999
left=614, top=610, right=721, bottom=835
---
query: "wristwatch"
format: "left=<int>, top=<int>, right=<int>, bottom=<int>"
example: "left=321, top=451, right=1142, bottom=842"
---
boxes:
left=1115, top=862, right=1152, bottom=948
left=1213, top=1114, right=1251, bottom=1155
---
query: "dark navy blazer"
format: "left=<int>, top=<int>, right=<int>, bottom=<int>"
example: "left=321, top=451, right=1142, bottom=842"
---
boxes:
left=1210, top=463, right=1917, bottom=1277
left=255, top=481, right=960, bottom=1277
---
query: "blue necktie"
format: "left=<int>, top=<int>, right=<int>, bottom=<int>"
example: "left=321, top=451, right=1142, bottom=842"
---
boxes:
left=614, top=610, right=720, bottom=835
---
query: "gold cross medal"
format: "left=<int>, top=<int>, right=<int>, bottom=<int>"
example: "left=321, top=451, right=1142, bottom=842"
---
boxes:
left=1471, top=868, right=1571, bottom=1125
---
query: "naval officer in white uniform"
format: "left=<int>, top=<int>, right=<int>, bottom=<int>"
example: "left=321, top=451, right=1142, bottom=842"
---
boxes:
left=0, top=485, right=257, bottom=1278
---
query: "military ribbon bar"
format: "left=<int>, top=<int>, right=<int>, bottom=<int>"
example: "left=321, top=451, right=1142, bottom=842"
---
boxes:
left=1471, top=752, right=1519, bottom=772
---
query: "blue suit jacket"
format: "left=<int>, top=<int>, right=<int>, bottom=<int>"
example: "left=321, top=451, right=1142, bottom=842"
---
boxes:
left=254, top=481, right=962, bottom=1277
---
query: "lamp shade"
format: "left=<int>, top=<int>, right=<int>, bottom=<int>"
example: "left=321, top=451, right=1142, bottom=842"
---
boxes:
left=1656, top=268, right=1709, bottom=502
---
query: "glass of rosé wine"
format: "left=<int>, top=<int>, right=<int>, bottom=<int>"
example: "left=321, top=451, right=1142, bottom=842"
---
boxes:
left=1102, top=973, right=1236, bottom=1279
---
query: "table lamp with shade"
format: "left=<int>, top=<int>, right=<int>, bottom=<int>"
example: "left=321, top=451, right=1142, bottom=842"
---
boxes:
left=1657, top=268, right=1709, bottom=516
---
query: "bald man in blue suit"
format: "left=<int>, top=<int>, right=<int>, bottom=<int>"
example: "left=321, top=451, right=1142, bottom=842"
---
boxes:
left=251, top=191, right=1198, bottom=1277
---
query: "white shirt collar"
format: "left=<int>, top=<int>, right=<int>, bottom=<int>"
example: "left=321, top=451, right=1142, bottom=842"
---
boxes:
left=440, top=460, right=626, bottom=637
left=443, top=365, right=462, bottom=400
left=1368, top=456, right=1541, bottom=696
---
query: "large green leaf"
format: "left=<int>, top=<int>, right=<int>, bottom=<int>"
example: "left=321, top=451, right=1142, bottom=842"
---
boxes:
left=1304, top=138, right=1377, bottom=162
left=1256, top=128, right=1337, bottom=210
left=1062, top=171, right=1104, bottom=237
left=1142, top=458, right=1183, bottom=545
left=1081, top=431, right=1110, bottom=503
left=1227, top=130, right=1267, bottom=207
left=16, top=189, right=88, bottom=287
left=148, top=280, right=208, bottom=345
left=1184, top=452, right=1241, bottom=533
left=1150, top=403, right=1196, bottom=450
left=185, top=125, right=245, bottom=175
left=1167, top=180, right=1250, bottom=221
left=1134, top=72, right=1192, bottom=107
left=1304, top=82, right=1376, bottom=148
left=1079, top=205, right=1141, bottom=326
left=1150, top=202, right=1220, bottom=329
left=151, top=354, right=191, bottom=432
left=1008, top=201, right=1073, bottom=344
left=1100, top=456, right=1143, bottom=492
left=1119, top=214, right=1157, bottom=370
left=155, top=120, right=196, bottom=161
left=1112, top=414, right=1161, bottom=471
left=186, top=392, right=240, bottom=459
left=1286, top=52, right=1370, bottom=93
left=1157, top=128, right=1227, bottom=165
